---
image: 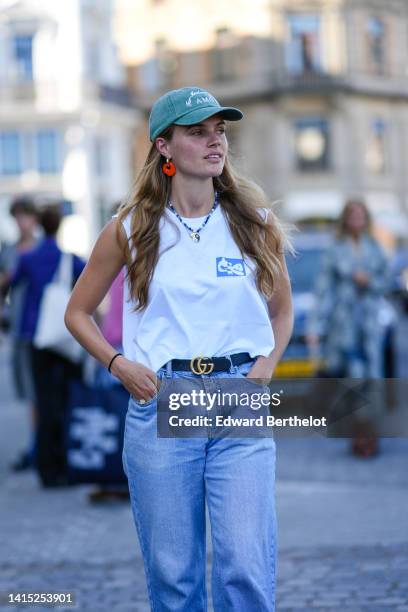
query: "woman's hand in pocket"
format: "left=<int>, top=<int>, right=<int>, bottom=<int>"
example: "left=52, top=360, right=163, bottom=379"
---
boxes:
left=246, top=356, right=274, bottom=384
left=110, top=356, right=160, bottom=401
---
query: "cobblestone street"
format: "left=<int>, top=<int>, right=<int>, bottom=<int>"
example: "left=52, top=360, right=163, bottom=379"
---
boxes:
left=1, top=336, right=408, bottom=612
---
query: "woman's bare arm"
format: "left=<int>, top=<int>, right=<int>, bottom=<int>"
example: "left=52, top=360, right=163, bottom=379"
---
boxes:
left=249, top=251, right=294, bottom=381
left=64, top=218, right=159, bottom=401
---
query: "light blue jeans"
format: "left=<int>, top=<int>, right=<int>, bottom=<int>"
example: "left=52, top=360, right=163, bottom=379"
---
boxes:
left=122, top=357, right=277, bottom=612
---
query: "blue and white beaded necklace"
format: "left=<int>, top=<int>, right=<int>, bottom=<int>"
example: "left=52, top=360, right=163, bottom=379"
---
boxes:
left=166, top=191, right=219, bottom=243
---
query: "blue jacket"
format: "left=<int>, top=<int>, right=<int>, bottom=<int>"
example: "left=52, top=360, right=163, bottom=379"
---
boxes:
left=10, top=237, right=86, bottom=340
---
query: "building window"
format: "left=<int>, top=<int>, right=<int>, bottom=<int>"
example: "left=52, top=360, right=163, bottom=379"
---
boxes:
left=286, top=14, right=321, bottom=75
left=138, top=38, right=177, bottom=91
left=155, top=38, right=177, bottom=86
left=365, top=118, right=386, bottom=173
left=225, top=122, right=239, bottom=153
left=36, top=130, right=59, bottom=174
left=294, top=117, right=329, bottom=171
left=97, top=195, right=109, bottom=230
left=94, top=136, right=109, bottom=176
left=212, top=27, right=236, bottom=81
left=215, top=27, right=231, bottom=43
left=139, top=58, right=160, bottom=92
left=86, top=42, right=100, bottom=79
left=13, top=34, right=34, bottom=81
left=0, top=132, right=22, bottom=175
left=367, top=17, right=386, bottom=73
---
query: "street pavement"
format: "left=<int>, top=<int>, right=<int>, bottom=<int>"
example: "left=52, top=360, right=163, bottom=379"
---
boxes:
left=0, top=332, right=407, bottom=612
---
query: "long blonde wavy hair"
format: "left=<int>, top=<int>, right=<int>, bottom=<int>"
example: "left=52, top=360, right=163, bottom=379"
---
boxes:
left=116, top=125, right=292, bottom=312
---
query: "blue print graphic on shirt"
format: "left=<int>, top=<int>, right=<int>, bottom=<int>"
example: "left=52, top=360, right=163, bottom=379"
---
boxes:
left=216, top=257, right=246, bottom=277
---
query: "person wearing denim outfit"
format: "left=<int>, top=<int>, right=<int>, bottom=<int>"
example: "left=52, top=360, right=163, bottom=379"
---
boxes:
left=123, top=358, right=277, bottom=611
left=65, top=86, right=293, bottom=611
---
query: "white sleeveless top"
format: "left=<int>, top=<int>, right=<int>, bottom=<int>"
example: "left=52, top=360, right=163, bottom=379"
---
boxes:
left=116, top=205, right=275, bottom=372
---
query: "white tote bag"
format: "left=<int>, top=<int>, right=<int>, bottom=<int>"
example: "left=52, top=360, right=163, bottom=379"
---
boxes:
left=33, top=252, right=83, bottom=363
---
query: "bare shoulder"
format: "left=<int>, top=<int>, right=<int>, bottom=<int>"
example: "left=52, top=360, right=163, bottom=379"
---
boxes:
left=104, top=216, right=128, bottom=247
left=93, top=217, right=128, bottom=262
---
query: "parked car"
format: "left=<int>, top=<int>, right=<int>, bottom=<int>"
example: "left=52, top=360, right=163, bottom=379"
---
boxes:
left=275, top=231, right=397, bottom=378
left=389, top=245, right=408, bottom=313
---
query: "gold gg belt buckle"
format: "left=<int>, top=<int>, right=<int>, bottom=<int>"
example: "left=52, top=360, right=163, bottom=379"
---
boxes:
left=190, top=356, right=214, bottom=375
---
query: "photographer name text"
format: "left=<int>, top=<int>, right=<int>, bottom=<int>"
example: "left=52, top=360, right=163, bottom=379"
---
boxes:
left=167, top=415, right=327, bottom=428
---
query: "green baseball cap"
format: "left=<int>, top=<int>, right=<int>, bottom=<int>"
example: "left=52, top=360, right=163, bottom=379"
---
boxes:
left=149, top=86, right=243, bottom=141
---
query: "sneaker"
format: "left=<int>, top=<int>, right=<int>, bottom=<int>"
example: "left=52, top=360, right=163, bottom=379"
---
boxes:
left=88, top=487, right=130, bottom=503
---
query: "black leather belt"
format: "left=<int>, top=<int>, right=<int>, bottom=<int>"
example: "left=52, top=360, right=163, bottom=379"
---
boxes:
left=170, top=352, right=252, bottom=374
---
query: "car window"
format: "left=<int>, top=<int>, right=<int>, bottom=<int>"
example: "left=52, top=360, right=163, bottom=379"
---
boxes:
left=286, top=248, right=325, bottom=293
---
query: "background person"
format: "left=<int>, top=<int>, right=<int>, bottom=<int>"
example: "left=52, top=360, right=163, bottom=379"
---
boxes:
left=0, top=196, right=39, bottom=471
left=88, top=259, right=130, bottom=503
left=6, top=203, right=86, bottom=487
left=65, top=86, right=294, bottom=611
left=308, top=198, right=390, bottom=457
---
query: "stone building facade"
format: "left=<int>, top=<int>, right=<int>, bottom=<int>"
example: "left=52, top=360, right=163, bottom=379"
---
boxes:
left=117, top=0, right=408, bottom=236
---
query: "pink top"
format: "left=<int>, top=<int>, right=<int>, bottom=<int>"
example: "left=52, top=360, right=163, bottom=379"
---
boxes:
left=101, top=267, right=124, bottom=348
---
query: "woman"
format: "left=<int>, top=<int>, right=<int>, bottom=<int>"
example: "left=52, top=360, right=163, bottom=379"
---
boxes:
left=8, top=203, right=85, bottom=486
left=308, top=199, right=389, bottom=457
left=65, top=86, right=293, bottom=611
left=0, top=196, right=39, bottom=471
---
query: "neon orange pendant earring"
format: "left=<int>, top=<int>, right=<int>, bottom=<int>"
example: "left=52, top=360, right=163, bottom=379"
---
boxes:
left=162, top=158, right=176, bottom=176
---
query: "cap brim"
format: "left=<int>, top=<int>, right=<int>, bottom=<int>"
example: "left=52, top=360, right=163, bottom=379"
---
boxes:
left=173, top=105, right=243, bottom=126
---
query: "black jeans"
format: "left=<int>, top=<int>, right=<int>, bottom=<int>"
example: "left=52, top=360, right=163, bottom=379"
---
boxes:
left=30, top=345, right=82, bottom=485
